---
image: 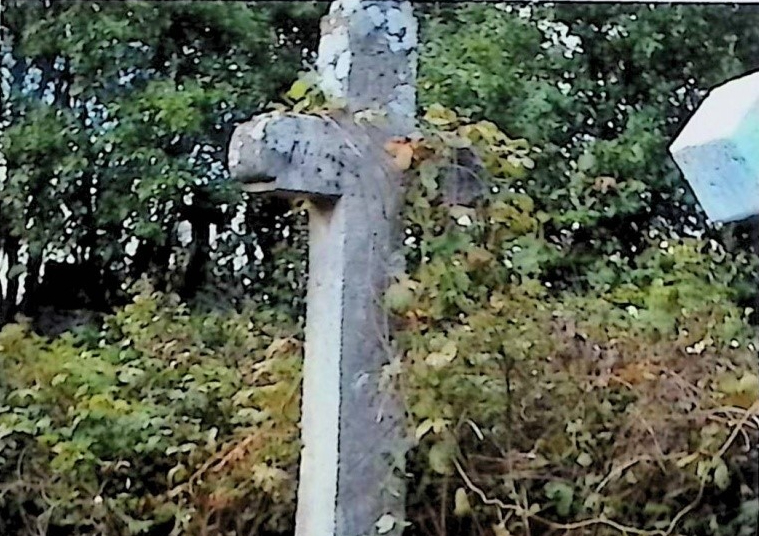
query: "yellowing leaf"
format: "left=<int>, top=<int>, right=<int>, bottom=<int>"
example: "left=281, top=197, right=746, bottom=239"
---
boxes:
left=676, top=452, right=700, bottom=468
left=488, top=201, right=519, bottom=224
left=425, top=340, right=457, bottom=369
left=286, top=79, right=310, bottom=101
left=51, top=373, right=68, bottom=386
left=443, top=133, right=472, bottom=149
left=717, top=372, right=759, bottom=408
left=499, top=159, right=527, bottom=179
left=492, top=524, right=512, bottom=536
left=511, top=194, right=535, bottom=214
left=489, top=293, right=508, bottom=311
left=453, top=487, right=472, bottom=517
left=425, top=352, right=452, bottom=369
left=423, top=104, right=458, bottom=126
left=738, top=372, right=759, bottom=394
left=415, top=419, right=435, bottom=442
left=415, top=418, right=449, bottom=441
left=461, top=120, right=503, bottom=144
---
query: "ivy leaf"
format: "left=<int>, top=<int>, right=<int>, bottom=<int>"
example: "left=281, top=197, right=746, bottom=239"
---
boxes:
left=286, top=79, right=311, bottom=101
left=453, top=487, right=472, bottom=517
left=545, top=481, right=574, bottom=517
left=428, top=440, right=454, bottom=475
left=375, top=513, right=396, bottom=535
left=713, top=457, right=730, bottom=490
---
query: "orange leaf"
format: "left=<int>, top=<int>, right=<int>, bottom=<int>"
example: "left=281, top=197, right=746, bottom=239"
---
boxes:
left=385, top=139, right=414, bottom=171
left=615, top=360, right=660, bottom=385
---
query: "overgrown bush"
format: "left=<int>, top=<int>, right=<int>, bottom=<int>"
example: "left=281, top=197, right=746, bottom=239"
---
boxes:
left=1, top=106, right=757, bottom=536
left=391, top=109, right=759, bottom=535
left=0, top=286, right=302, bottom=535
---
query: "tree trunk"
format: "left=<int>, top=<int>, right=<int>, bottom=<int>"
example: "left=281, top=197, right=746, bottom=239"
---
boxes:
left=1, top=238, right=21, bottom=325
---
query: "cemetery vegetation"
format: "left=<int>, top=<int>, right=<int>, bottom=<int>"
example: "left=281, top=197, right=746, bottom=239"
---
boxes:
left=1, top=2, right=758, bottom=535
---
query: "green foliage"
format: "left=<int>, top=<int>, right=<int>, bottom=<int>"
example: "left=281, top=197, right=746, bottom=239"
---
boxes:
left=1, top=104, right=757, bottom=536
left=392, top=107, right=759, bottom=535
left=0, top=286, right=302, bottom=535
left=419, top=4, right=759, bottom=259
left=2, top=3, right=758, bottom=536
left=1, top=0, right=316, bottom=320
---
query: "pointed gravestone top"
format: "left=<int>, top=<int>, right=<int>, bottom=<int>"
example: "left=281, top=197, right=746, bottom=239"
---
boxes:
left=670, top=70, right=759, bottom=223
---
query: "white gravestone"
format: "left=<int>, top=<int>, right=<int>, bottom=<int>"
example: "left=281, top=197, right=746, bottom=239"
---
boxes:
left=670, top=70, right=759, bottom=223
left=228, top=2, right=417, bottom=536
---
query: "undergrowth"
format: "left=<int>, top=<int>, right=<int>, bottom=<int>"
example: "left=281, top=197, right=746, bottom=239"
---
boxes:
left=0, top=107, right=757, bottom=535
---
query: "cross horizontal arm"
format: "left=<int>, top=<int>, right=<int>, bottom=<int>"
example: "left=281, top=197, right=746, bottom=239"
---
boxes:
left=229, top=112, right=358, bottom=199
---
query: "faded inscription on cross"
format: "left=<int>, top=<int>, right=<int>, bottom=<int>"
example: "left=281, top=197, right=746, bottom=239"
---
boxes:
left=227, top=2, right=417, bottom=536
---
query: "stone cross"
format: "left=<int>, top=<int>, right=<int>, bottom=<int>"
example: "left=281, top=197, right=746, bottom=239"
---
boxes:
left=670, top=70, right=759, bottom=223
left=227, top=2, right=417, bottom=536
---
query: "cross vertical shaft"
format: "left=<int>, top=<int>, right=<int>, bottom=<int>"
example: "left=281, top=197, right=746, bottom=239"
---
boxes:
left=317, top=0, right=417, bottom=135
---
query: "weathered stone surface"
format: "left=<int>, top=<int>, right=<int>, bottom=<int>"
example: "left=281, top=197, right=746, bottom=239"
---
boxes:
left=229, top=113, right=347, bottom=198
left=229, top=112, right=402, bottom=206
left=230, top=111, right=407, bottom=536
left=670, top=71, right=759, bottom=223
left=227, top=2, right=417, bottom=536
left=317, top=0, right=417, bottom=135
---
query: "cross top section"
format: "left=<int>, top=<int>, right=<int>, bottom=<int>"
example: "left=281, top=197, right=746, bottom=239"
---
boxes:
left=317, top=0, right=417, bottom=134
